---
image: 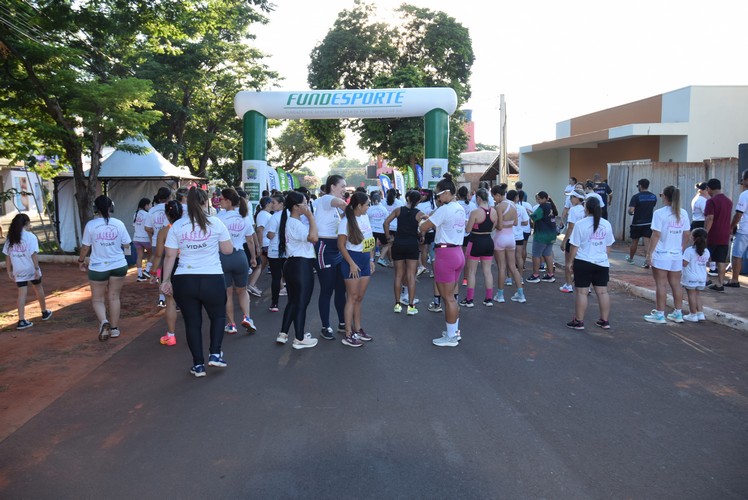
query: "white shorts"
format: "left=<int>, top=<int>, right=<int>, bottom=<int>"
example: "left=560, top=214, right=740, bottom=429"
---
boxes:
left=652, top=257, right=682, bottom=272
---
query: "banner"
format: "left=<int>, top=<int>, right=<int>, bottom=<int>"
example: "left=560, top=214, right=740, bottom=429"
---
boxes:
left=267, top=167, right=280, bottom=192
left=393, top=169, right=405, bottom=195
left=379, top=174, right=392, bottom=193
left=242, top=160, right=268, bottom=202
left=405, top=166, right=416, bottom=189
left=277, top=167, right=288, bottom=191
left=423, top=158, right=447, bottom=190
left=287, top=173, right=295, bottom=189
left=415, top=164, right=423, bottom=188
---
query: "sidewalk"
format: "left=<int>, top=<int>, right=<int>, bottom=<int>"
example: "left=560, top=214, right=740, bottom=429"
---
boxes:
left=551, top=237, right=748, bottom=333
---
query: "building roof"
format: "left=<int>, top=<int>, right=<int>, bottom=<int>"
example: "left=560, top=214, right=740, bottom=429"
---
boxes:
left=479, top=152, right=519, bottom=181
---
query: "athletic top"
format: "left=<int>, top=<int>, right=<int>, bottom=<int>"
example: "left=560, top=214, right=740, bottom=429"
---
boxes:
left=165, top=216, right=230, bottom=275
left=496, top=202, right=514, bottom=228
left=628, top=191, right=657, bottom=226
left=146, top=203, right=168, bottom=246
left=265, top=210, right=283, bottom=258
left=255, top=210, right=272, bottom=247
left=682, top=246, right=710, bottom=287
left=735, top=190, right=748, bottom=234
left=3, top=230, right=40, bottom=282
left=367, top=203, right=389, bottom=233
left=132, top=209, right=152, bottom=243
left=569, top=216, right=615, bottom=267
left=217, top=209, right=255, bottom=251
left=472, top=207, right=494, bottom=232
left=285, top=217, right=316, bottom=258
left=457, top=200, right=476, bottom=237
left=691, top=195, right=707, bottom=222
left=429, top=201, right=466, bottom=246
left=651, top=206, right=690, bottom=260
left=385, top=198, right=405, bottom=231
left=82, top=217, right=132, bottom=272
left=338, top=214, right=375, bottom=253
left=314, top=194, right=343, bottom=238
left=395, top=207, right=421, bottom=244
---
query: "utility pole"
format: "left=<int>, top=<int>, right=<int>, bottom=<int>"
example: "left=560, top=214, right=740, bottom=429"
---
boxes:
left=499, top=94, right=507, bottom=185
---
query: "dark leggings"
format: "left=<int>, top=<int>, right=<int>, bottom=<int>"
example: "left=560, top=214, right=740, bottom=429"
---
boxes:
left=282, top=257, right=315, bottom=340
left=173, top=274, right=227, bottom=366
left=315, top=238, right=346, bottom=328
left=268, top=257, right=286, bottom=305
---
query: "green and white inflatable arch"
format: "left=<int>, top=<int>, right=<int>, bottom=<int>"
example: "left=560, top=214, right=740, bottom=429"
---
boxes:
left=234, top=87, right=457, bottom=200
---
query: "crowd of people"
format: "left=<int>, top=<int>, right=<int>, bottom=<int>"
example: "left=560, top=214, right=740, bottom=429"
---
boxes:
left=4, top=169, right=747, bottom=378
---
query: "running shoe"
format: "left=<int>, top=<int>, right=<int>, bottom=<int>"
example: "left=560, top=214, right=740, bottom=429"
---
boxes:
left=190, top=364, right=206, bottom=378
left=505, top=278, right=513, bottom=286
left=625, top=255, right=635, bottom=264
left=160, top=334, right=177, bottom=346
left=540, top=263, right=546, bottom=271
left=225, top=323, right=238, bottom=334
left=399, top=295, right=420, bottom=305
left=482, top=299, right=493, bottom=307
left=644, top=310, right=666, bottom=324
left=407, top=305, right=418, bottom=316
left=276, top=332, right=288, bottom=344
left=98, top=321, right=111, bottom=341
left=493, top=292, right=505, bottom=303
left=441, top=330, right=462, bottom=342
left=109, top=327, right=121, bottom=338
left=376, top=258, right=389, bottom=267
left=707, top=269, right=718, bottom=277
left=293, top=333, right=318, bottom=349
left=247, top=285, right=262, bottom=297
left=666, top=311, right=684, bottom=323
left=320, top=327, right=335, bottom=340
left=428, top=301, right=443, bottom=313
left=462, top=278, right=468, bottom=286
left=269, top=304, right=280, bottom=312
left=526, top=274, right=541, bottom=283
left=208, top=352, right=227, bottom=367
left=279, top=287, right=288, bottom=296
left=137, top=275, right=149, bottom=282
left=394, top=303, right=403, bottom=313
left=697, top=312, right=706, bottom=321
left=559, top=284, right=574, bottom=293
left=683, top=313, right=700, bottom=323
left=595, top=319, right=610, bottom=330
left=157, top=299, right=166, bottom=308
left=142, top=270, right=152, bottom=280
left=241, top=315, right=257, bottom=333
left=337, top=322, right=347, bottom=333
left=459, top=298, right=474, bottom=308
left=432, top=334, right=458, bottom=347
left=41, top=310, right=53, bottom=321
left=355, top=329, right=372, bottom=342
left=510, top=292, right=526, bottom=303
left=566, top=318, right=585, bottom=330
left=341, top=334, right=363, bottom=347
left=417, top=266, right=427, bottom=277
left=541, top=273, right=556, bottom=283
left=641, top=263, right=651, bottom=269
left=429, top=270, right=434, bottom=278
left=17, top=319, right=33, bottom=330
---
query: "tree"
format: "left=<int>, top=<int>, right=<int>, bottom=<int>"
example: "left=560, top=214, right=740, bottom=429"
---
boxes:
left=268, top=120, right=331, bottom=173
left=307, top=1, right=473, bottom=174
left=327, top=157, right=372, bottom=188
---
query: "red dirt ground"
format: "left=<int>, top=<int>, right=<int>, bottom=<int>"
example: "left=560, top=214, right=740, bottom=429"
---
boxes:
left=0, top=263, right=164, bottom=442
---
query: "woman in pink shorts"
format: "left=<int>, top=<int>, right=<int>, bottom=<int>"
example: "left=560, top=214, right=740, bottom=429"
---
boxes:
left=419, top=173, right=465, bottom=347
left=491, top=185, right=525, bottom=304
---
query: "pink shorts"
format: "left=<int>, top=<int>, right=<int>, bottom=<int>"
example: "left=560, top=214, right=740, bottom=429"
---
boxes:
left=492, top=228, right=516, bottom=251
left=433, top=246, right=465, bottom=283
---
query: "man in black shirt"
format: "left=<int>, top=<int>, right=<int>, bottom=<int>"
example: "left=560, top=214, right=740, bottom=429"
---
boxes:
left=593, top=172, right=613, bottom=219
left=626, top=178, right=658, bottom=267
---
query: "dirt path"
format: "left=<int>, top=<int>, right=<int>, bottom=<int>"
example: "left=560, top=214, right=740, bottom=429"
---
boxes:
left=0, top=263, right=163, bottom=442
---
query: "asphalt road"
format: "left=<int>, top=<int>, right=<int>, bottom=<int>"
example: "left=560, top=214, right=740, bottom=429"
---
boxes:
left=1, top=265, right=746, bottom=499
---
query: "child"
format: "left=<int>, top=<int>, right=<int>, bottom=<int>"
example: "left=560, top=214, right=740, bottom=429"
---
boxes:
left=133, top=197, right=153, bottom=281
left=3, top=214, right=52, bottom=329
left=681, top=228, right=709, bottom=322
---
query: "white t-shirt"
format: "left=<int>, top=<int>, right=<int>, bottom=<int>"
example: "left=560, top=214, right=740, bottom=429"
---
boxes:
left=735, top=190, right=748, bottom=234
left=416, top=201, right=435, bottom=216
left=569, top=216, right=615, bottom=267
left=3, top=230, right=40, bottom=282
left=165, top=216, right=230, bottom=275
left=255, top=210, right=272, bottom=247
left=457, top=200, right=476, bottom=237
left=367, top=204, right=388, bottom=233
left=514, top=201, right=531, bottom=240
left=217, top=209, right=255, bottom=251
left=132, top=209, right=152, bottom=243
left=82, top=217, right=132, bottom=272
left=691, top=195, right=707, bottom=222
left=585, top=192, right=605, bottom=208
left=265, top=211, right=283, bottom=259
left=651, top=207, right=690, bottom=260
left=384, top=198, right=405, bottom=231
left=285, top=216, right=316, bottom=258
left=566, top=204, right=586, bottom=226
left=682, top=246, right=710, bottom=288
left=519, top=201, right=533, bottom=233
left=338, top=214, right=375, bottom=253
left=314, top=194, right=343, bottom=238
left=147, top=203, right=168, bottom=246
left=471, top=193, right=495, bottom=207
left=429, top=201, right=466, bottom=246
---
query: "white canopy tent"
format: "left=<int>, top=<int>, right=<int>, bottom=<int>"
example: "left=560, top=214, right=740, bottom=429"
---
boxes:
left=54, top=138, right=203, bottom=252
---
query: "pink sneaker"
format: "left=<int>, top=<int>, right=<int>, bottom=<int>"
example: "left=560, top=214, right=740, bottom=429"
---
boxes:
left=160, top=334, right=176, bottom=346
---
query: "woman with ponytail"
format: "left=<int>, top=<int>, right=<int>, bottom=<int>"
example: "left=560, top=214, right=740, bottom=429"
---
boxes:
left=276, top=190, right=319, bottom=349
left=160, top=187, right=233, bottom=377
left=3, top=213, right=52, bottom=329
left=78, top=196, right=132, bottom=341
left=337, top=191, right=376, bottom=347
left=132, top=197, right=153, bottom=281
left=264, top=193, right=287, bottom=312
left=217, top=188, right=258, bottom=334
left=644, top=185, right=690, bottom=324
left=149, top=201, right=184, bottom=346
left=247, top=196, right=272, bottom=296
left=565, top=196, right=615, bottom=330
left=146, top=187, right=172, bottom=301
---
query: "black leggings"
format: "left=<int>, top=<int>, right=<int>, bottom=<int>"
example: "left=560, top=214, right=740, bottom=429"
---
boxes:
left=315, top=239, right=346, bottom=328
left=282, top=257, right=315, bottom=340
left=173, top=274, right=227, bottom=366
left=268, top=257, right=286, bottom=305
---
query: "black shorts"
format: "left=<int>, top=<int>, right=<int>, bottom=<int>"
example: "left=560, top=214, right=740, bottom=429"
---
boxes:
left=424, top=231, right=435, bottom=245
left=707, top=244, right=729, bottom=263
left=691, top=220, right=705, bottom=230
left=573, top=259, right=610, bottom=288
left=523, top=232, right=531, bottom=242
left=515, top=238, right=524, bottom=247
left=462, top=236, right=469, bottom=248
left=373, top=232, right=387, bottom=245
left=16, top=278, right=42, bottom=288
left=468, top=233, right=494, bottom=258
left=391, top=241, right=419, bottom=261
left=564, top=240, right=571, bottom=253
left=630, top=225, right=652, bottom=240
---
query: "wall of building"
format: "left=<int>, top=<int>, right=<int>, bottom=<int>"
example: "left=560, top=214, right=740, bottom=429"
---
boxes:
left=570, top=95, right=663, bottom=136
left=519, top=148, right=569, bottom=200
left=570, top=136, right=660, bottom=182
left=686, top=86, right=748, bottom=161
left=659, top=136, right=688, bottom=162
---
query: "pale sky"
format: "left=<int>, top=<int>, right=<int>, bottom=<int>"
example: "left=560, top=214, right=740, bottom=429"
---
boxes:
left=252, top=0, right=748, bottom=174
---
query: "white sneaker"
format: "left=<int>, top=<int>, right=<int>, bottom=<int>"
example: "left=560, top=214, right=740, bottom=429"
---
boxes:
left=417, top=266, right=427, bottom=276
left=109, top=328, right=121, bottom=338
left=400, top=294, right=419, bottom=305
left=559, top=284, right=573, bottom=293
left=432, top=334, right=458, bottom=347
left=510, top=292, right=526, bottom=303
left=276, top=332, right=288, bottom=344
left=493, top=292, right=505, bottom=303
left=279, top=287, right=288, bottom=296
left=683, top=313, right=700, bottom=323
left=697, top=312, right=706, bottom=321
left=292, top=332, right=318, bottom=349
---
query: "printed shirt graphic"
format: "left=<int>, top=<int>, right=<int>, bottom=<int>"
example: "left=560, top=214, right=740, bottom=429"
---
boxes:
left=285, top=217, right=316, bottom=258
left=569, top=216, right=615, bottom=267
left=217, top=209, right=255, bottom=250
left=165, top=216, right=230, bottom=275
left=429, top=201, right=466, bottom=246
left=736, top=190, right=748, bottom=234
left=338, top=214, right=374, bottom=253
left=458, top=200, right=476, bottom=237
left=265, top=210, right=283, bottom=258
left=628, top=191, right=657, bottom=226
left=132, top=209, right=152, bottom=242
left=367, top=204, right=389, bottom=233
left=147, top=203, right=167, bottom=246
left=682, top=246, right=710, bottom=288
left=81, top=218, right=131, bottom=271
left=651, top=207, right=690, bottom=259
left=3, top=230, right=40, bottom=281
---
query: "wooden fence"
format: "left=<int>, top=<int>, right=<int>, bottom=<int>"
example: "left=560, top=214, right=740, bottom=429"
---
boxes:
left=607, top=158, right=742, bottom=241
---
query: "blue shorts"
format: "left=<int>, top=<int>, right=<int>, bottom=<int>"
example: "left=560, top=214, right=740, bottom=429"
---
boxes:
left=732, top=233, right=748, bottom=259
left=340, top=250, right=371, bottom=279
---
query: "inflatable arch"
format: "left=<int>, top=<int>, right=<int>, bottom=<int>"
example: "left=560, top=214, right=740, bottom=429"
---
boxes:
left=233, top=87, right=457, bottom=200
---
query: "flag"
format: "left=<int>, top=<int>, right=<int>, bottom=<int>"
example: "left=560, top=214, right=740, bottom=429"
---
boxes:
left=405, top=166, right=416, bottom=189
left=379, top=174, right=392, bottom=192
left=287, top=173, right=295, bottom=189
left=267, top=168, right=280, bottom=192
left=415, top=164, right=423, bottom=188
left=277, top=167, right=288, bottom=191
left=393, top=169, right=405, bottom=194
